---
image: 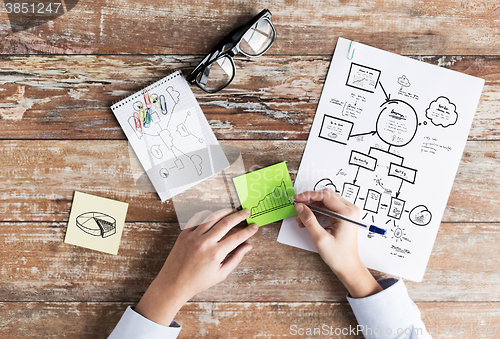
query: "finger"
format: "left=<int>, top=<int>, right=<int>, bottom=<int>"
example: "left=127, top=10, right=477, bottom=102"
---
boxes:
left=295, top=189, right=339, bottom=204
left=209, top=209, right=251, bottom=241
left=184, top=210, right=213, bottom=231
left=220, top=223, right=259, bottom=253
left=321, top=189, right=355, bottom=210
left=336, top=193, right=353, bottom=206
left=295, top=190, right=348, bottom=214
left=295, top=203, right=331, bottom=244
left=196, top=208, right=234, bottom=234
left=219, top=243, right=252, bottom=279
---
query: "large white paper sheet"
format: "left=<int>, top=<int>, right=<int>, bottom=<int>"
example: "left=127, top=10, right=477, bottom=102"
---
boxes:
left=278, top=38, right=484, bottom=282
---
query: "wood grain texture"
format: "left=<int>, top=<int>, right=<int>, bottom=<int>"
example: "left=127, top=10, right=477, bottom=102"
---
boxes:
left=1, top=1, right=499, bottom=336
left=0, top=55, right=499, bottom=140
left=0, top=220, right=499, bottom=302
left=0, top=140, right=499, bottom=223
left=2, top=0, right=500, bottom=55
left=1, top=301, right=499, bottom=339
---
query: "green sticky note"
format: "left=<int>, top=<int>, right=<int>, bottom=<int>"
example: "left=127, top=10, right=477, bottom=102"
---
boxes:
left=233, top=161, right=297, bottom=226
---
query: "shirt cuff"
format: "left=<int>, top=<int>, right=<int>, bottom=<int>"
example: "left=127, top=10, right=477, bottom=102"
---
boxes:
left=346, top=278, right=427, bottom=338
left=108, top=306, right=181, bottom=339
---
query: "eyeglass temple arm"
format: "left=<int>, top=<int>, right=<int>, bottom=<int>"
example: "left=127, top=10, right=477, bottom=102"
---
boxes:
left=186, top=9, right=272, bottom=83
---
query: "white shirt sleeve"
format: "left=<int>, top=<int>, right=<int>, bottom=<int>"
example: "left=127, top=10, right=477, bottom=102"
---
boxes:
left=347, top=278, right=432, bottom=339
left=108, top=306, right=182, bottom=339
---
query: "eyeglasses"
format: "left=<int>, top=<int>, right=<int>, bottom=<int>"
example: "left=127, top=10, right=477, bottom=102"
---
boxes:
left=186, top=9, right=276, bottom=93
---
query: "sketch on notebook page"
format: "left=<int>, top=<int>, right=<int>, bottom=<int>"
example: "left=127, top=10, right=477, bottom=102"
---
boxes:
left=126, top=87, right=205, bottom=178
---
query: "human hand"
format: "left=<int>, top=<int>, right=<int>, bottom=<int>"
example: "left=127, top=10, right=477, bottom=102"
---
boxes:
left=135, top=208, right=259, bottom=325
left=293, top=189, right=361, bottom=276
left=294, top=189, right=382, bottom=298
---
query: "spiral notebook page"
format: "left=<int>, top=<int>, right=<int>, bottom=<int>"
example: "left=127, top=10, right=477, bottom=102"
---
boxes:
left=111, top=71, right=229, bottom=201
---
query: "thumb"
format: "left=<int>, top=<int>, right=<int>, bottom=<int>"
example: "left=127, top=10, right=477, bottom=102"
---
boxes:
left=295, top=203, right=330, bottom=243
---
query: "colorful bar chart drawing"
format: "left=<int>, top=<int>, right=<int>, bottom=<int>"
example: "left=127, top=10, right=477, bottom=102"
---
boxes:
left=251, top=179, right=293, bottom=218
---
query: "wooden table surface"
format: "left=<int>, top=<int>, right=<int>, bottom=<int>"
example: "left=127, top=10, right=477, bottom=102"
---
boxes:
left=1, top=1, right=500, bottom=338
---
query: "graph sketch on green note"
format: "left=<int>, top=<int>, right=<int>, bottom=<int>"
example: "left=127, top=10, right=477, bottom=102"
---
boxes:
left=233, top=162, right=297, bottom=226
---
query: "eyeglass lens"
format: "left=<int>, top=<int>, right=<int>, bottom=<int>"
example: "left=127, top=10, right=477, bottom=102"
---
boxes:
left=195, top=16, right=275, bottom=92
left=239, top=18, right=275, bottom=56
left=196, top=56, right=235, bottom=92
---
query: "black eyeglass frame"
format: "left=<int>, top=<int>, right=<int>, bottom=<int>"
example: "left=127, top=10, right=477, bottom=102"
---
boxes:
left=186, top=9, right=276, bottom=93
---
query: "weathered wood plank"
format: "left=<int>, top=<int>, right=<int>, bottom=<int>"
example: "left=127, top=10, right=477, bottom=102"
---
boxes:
left=0, top=302, right=358, bottom=339
left=0, top=301, right=499, bottom=339
left=0, top=55, right=498, bottom=140
left=2, top=0, right=500, bottom=55
left=0, top=140, right=499, bottom=223
left=0, top=221, right=499, bottom=302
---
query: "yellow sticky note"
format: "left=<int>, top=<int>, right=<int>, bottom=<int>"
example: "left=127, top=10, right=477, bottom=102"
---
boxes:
left=64, top=191, right=129, bottom=255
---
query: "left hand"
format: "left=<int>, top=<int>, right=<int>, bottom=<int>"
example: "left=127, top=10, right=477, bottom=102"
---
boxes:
left=135, top=208, right=259, bottom=326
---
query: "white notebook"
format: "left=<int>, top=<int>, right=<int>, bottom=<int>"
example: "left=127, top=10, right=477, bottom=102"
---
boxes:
left=278, top=38, right=484, bottom=282
left=111, top=71, right=229, bottom=201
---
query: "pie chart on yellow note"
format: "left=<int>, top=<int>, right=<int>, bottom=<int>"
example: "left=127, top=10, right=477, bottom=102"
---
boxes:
left=76, top=212, right=117, bottom=238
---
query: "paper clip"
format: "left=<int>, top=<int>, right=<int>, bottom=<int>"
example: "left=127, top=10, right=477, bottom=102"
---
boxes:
left=133, top=112, right=142, bottom=132
left=139, top=107, right=146, bottom=126
left=159, top=95, right=167, bottom=115
left=347, top=40, right=355, bottom=60
left=149, top=93, right=161, bottom=109
left=143, top=108, right=152, bottom=128
left=143, top=89, right=153, bottom=109
left=150, top=94, right=162, bottom=110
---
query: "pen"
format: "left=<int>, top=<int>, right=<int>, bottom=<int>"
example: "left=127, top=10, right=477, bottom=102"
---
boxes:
left=288, top=198, right=387, bottom=236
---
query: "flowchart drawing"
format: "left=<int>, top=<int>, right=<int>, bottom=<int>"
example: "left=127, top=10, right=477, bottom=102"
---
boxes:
left=278, top=37, right=485, bottom=282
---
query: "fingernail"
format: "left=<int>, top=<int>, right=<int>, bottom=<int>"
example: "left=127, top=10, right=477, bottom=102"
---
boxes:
left=295, top=204, right=304, bottom=213
left=251, top=223, right=259, bottom=229
left=243, top=209, right=251, bottom=214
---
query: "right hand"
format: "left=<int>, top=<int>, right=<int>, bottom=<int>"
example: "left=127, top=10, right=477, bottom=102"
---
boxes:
left=293, top=189, right=362, bottom=277
left=294, top=189, right=383, bottom=298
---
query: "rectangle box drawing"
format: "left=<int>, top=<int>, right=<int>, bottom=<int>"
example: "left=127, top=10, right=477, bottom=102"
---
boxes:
left=318, top=115, right=353, bottom=145
left=349, top=150, right=377, bottom=171
left=388, top=163, right=417, bottom=184
left=388, top=197, right=405, bottom=219
left=342, top=182, right=360, bottom=204
left=346, top=63, right=381, bottom=93
left=364, top=189, right=381, bottom=213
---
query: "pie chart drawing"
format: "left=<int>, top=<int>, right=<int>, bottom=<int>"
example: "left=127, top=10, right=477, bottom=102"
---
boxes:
left=76, top=212, right=117, bottom=238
